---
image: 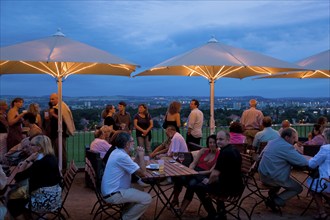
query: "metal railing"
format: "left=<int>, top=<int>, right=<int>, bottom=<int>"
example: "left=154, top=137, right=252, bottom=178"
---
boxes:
left=67, top=124, right=314, bottom=168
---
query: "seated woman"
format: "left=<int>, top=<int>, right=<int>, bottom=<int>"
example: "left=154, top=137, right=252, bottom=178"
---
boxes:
left=7, top=135, right=61, bottom=219
left=171, top=135, right=220, bottom=213
left=307, top=128, right=330, bottom=220
left=229, top=121, right=246, bottom=144
left=305, top=124, right=326, bottom=145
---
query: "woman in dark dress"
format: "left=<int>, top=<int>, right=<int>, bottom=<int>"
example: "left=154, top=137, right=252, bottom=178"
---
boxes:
left=102, top=105, right=117, bottom=130
left=134, top=104, right=153, bottom=154
left=163, top=101, right=181, bottom=132
left=7, top=98, right=26, bottom=150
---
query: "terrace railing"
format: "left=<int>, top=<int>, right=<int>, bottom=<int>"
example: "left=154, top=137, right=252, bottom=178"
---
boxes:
left=67, top=124, right=315, bottom=168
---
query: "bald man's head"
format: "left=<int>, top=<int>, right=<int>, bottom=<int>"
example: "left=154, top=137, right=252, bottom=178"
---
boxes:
left=249, top=99, right=257, bottom=107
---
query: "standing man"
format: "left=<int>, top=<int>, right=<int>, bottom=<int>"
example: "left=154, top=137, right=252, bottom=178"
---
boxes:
left=49, top=93, right=75, bottom=170
left=186, top=99, right=204, bottom=145
left=258, top=128, right=308, bottom=210
left=240, top=99, right=264, bottom=145
left=113, top=101, right=132, bottom=133
left=194, top=131, right=243, bottom=220
left=101, top=132, right=151, bottom=220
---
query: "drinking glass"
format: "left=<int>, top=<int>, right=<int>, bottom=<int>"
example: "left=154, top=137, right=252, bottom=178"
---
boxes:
left=178, top=153, right=185, bottom=164
left=172, top=152, right=179, bottom=161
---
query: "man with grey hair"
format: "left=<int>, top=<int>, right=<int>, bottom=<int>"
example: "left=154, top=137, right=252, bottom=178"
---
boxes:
left=240, top=99, right=264, bottom=145
left=258, top=128, right=308, bottom=210
left=101, top=132, right=151, bottom=220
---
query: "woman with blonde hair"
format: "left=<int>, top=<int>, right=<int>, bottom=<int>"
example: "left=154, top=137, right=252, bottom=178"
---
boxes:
left=7, top=135, right=61, bottom=219
left=163, top=101, right=181, bottom=132
left=27, top=103, right=42, bottom=128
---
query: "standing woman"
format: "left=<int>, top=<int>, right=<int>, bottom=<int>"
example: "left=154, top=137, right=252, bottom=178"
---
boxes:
left=28, top=103, right=42, bottom=128
left=7, top=98, right=26, bottom=150
left=134, top=104, right=153, bottom=154
left=0, top=101, right=9, bottom=161
left=102, top=104, right=117, bottom=130
left=163, top=101, right=181, bottom=132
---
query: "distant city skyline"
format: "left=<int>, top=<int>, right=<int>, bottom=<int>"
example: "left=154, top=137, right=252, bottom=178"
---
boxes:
left=1, top=1, right=329, bottom=98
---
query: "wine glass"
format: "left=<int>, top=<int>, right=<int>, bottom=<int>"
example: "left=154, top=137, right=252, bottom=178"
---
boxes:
left=172, top=152, right=179, bottom=161
left=178, top=153, right=185, bottom=164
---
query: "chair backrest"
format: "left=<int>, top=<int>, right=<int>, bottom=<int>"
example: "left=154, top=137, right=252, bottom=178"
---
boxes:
left=258, top=142, right=268, bottom=154
left=232, top=143, right=247, bottom=154
left=85, top=149, right=104, bottom=188
left=61, top=160, right=78, bottom=209
left=303, top=145, right=321, bottom=157
left=240, top=153, right=253, bottom=177
left=188, top=142, right=203, bottom=151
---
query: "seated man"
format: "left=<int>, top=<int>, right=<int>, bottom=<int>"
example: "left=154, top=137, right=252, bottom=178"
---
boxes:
left=252, top=116, right=279, bottom=151
left=193, top=131, right=243, bottom=220
left=150, top=125, right=188, bottom=159
left=90, top=125, right=112, bottom=159
left=101, top=132, right=151, bottom=220
left=258, top=128, right=309, bottom=209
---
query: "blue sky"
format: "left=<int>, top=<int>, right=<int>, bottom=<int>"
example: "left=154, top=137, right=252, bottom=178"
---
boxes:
left=1, top=0, right=329, bottom=98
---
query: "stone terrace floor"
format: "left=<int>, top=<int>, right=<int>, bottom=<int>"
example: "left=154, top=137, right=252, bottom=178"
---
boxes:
left=31, top=170, right=330, bottom=220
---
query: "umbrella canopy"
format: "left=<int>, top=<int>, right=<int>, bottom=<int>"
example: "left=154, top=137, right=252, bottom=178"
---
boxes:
left=135, top=37, right=306, bottom=134
left=0, top=29, right=138, bottom=169
left=256, top=49, right=330, bottom=79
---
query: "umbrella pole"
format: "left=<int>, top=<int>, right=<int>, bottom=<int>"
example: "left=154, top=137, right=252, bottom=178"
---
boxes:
left=57, top=77, right=63, bottom=170
left=209, top=79, right=215, bottom=134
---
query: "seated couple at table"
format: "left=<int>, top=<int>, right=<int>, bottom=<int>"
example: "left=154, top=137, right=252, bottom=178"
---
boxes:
left=173, top=131, right=243, bottom=220
left=171, top=134, right=220, bottom=215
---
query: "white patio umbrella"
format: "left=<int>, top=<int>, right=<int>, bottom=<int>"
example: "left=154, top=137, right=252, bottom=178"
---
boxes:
left=134, top=37, right=305, bottom=134
left=0, top=29, right=138, bottom=169
left=256, top=49, right=330, bottom=79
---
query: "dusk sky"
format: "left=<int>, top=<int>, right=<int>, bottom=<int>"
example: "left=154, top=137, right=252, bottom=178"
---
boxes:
left=1, top=1, right=329, bottom=98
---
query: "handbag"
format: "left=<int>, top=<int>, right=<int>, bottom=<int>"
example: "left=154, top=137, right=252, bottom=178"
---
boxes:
left=29, top=184, right=62, bottom=213
left=8, top=179, right=29, bottom=200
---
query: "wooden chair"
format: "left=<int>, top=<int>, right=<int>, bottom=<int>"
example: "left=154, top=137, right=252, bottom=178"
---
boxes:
left=198, top=154, right=251, bottom=219
left=29, top=160, right=78, bottom=220
left=231, top=143, right=247, bottom=154
left=301, top=177, right=330, bottom=216
left=85, top=158, right=123, bottom=220
left=239, top=153, right=282, bottom=218
left=303, top=145, right=321, bottom=157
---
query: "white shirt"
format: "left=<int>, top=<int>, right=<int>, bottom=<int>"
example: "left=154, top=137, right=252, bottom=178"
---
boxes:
left=187, top=108, right=204, bottom=138
left=101, top=148, right=139, bottom=196
left=167, top=132, right=188, bottom=155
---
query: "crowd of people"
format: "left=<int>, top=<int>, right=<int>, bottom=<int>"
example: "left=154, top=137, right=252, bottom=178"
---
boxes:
left=0, top=96, right=329, bottom=220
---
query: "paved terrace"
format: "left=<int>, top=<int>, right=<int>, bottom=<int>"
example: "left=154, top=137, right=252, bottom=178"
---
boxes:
left=60, top=170, right=326, bottom=220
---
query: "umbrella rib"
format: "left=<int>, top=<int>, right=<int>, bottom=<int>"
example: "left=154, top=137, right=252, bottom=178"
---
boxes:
left=303, top=70, right=330, bottom=78
left=247, top=66, right=272, bottom=74
left=20, top=61, right=56, bottom=77
left=0, top=61, right=9, bottom=66
left=183, top=65, right=209, bottom=79
left=217, top=66, right=244, bottom=79
left=64, top=63, right=98, bottom=78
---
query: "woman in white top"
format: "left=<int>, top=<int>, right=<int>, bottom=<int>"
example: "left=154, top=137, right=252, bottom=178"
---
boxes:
left=308, top=128, right=330, bottom=219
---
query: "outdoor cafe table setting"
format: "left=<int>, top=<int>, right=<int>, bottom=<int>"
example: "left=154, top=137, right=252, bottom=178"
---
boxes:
left=142, top=156, right=198, bottom=220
